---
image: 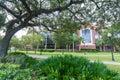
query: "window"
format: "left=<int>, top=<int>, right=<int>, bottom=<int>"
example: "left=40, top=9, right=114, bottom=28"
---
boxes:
left=94, top=31, right=98, bottom=42
left=94, top=31, right=98, bottom=39
left=82, top=29, right=91, bottom=43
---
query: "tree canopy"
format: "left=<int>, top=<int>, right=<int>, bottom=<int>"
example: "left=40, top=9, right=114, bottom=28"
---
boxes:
left=0, top=0, right=120, bottom=56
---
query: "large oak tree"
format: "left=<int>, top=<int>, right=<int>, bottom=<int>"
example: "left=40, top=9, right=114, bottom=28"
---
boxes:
left=0, top=0, right=120, bottom=56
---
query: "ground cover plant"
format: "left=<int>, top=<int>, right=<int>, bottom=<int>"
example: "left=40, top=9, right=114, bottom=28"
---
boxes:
left=33, top=55, right=120, bottom=80
left=0, top=52, right=39, bottom=80
left=0, top=52, right=38, bottom=68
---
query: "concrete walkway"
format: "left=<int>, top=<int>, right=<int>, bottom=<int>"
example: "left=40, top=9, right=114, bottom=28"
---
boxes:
left=27, top=54, right=120, bottom=66
left=27, top=54, right=49, bottom=59
left=90, top=61, right=120, bottom=65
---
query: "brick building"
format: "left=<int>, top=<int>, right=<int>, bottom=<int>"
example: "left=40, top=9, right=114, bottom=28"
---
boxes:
left=76, top=24, right=115, bottom=52
left=76, top=24, right=99, bottom=50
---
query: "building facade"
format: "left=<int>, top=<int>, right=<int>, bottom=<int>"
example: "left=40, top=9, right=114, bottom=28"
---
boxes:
left=76, top=25, right=99, bottom=50
left=76, top=24, right=115, bottom=52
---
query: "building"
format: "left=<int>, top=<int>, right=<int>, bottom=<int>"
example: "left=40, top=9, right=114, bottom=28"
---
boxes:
left=76, top=24, right=115, bottom=52
left=76, top=24, right=99, bottom=50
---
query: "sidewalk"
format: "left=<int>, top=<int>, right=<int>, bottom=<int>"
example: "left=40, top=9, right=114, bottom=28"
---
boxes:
left=90, top=61, right=120, bottom=65
left=27, top=54, right=120, bottom=65
left=27, top=54, right=49, bottom=59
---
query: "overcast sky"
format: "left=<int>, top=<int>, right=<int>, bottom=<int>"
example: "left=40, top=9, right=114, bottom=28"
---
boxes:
left=15, top=29, right=28, bottom=38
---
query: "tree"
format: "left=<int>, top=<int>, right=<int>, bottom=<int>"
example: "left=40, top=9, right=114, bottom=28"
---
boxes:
left=96, top=38, right=105, bottom=51
left=110, top=22, right=120, bottom=52
left=0, top=0, right=120, bottom=56
left=10, top=36, right=22, bottom=49
left=21, top=34, right=44, bottom=50
left=100, top=22, right=120, bottom=52
left=31, top=34, right=45, bottom=50
left=73, top=33, right=84, bottom=51
left=51, top=32, right=73, bottom=50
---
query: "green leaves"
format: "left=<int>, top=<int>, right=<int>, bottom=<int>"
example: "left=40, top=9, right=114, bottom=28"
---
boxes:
left=33, top=55, right=119, bottom=80
left=48, top=0, right=68, bottom=8
left=51, top=32, right=73, bottom=48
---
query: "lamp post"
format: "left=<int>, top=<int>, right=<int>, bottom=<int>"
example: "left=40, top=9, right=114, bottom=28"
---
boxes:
left=107, top=33, right=115, bottom=61
left=45, top=34, right=47, bottom=49
left=40, top=38, right=43, bottom=55
left=73, top=41, right=75, bottom=52
left=83, top=41, right=86, bottom=55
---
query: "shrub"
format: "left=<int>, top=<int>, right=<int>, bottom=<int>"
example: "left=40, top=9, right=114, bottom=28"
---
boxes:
left=0, top=52, right=38, bottom=69
left=0, top=69, right=35, bottom=80
left=0, top=63, right=19, bottom=69
left=39, top=49, right=54, bottom=52
left=0, top=52, right=27, bottom=64
left=0, top=63, right=39, bottom=80
left=33, top=55, right=119, bottom=80
left=0, top=63, right=46, bottom=80
left=80, top=49, right=99, bottom=53
left=20, top=56, right=38, bottom=69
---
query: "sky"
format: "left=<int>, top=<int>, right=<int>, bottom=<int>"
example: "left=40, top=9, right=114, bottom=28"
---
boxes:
left=15, top=29, right=28, bottom=38
left=0, top=29, right=27, bottom=38
left=1, top=15, right=28, bottom=38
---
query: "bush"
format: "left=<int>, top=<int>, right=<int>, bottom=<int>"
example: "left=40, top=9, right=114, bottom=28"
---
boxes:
left=0, top=63, right=38, bottom=80
left=0, top=52, right=27, bottom=64
left=39, top=49, right=55, bottom=52
left=33, top=55, right=119, bottom=80
left=0, top=52, right=38, bottom=69
left=0, top=63, right=19, bottom=69
left=20, top=56, right=38, bottom=69
left=80, top=49, right=99, bottom=53
left=0, top=69, right=35, bottom=80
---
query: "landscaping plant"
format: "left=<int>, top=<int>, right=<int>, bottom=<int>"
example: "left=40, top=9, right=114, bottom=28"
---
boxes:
left=33, top=55, right=120, bottom=80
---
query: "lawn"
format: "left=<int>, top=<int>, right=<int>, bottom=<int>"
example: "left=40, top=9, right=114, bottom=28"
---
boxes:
left=13, top=50, right=120, bottom=62
left=106, top=65, right=120, bottom=75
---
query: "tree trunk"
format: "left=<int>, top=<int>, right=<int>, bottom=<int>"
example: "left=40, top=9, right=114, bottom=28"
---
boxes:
left=0, top=27, right=22, bottom=57
left=37, top=45, right=39, bottom=51
left=54, top=43, right=56, bottom=50
left=66, top=45, right=68, bottom=51
left=79, top=44, right=81, bottom=51
left=35, top=49, right=36, bottom=54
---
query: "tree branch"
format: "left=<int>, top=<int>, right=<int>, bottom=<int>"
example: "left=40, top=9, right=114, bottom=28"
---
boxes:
left=68, top=9, right=84, bottom=24
left=0, top=3, right=19, bottom=19
left=19, top=0, right=31, bottom=13
left=31, top=0, right=84, bottom=17
left=5, top=19, right=19, bottom=34
left=91, top=0, right=100, bottom=9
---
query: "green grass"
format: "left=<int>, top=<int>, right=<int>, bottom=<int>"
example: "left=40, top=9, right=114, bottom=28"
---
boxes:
left=10, top=50, right=120, bottom=62
left=106, top=65, right=120, bottom=75
left=83, top=55, right=120, bottom=62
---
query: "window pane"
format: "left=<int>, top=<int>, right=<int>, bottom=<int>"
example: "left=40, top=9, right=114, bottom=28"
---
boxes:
left=82, top=29, right=91, bottom=43
left=95, top=31, right=98, bottom=39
